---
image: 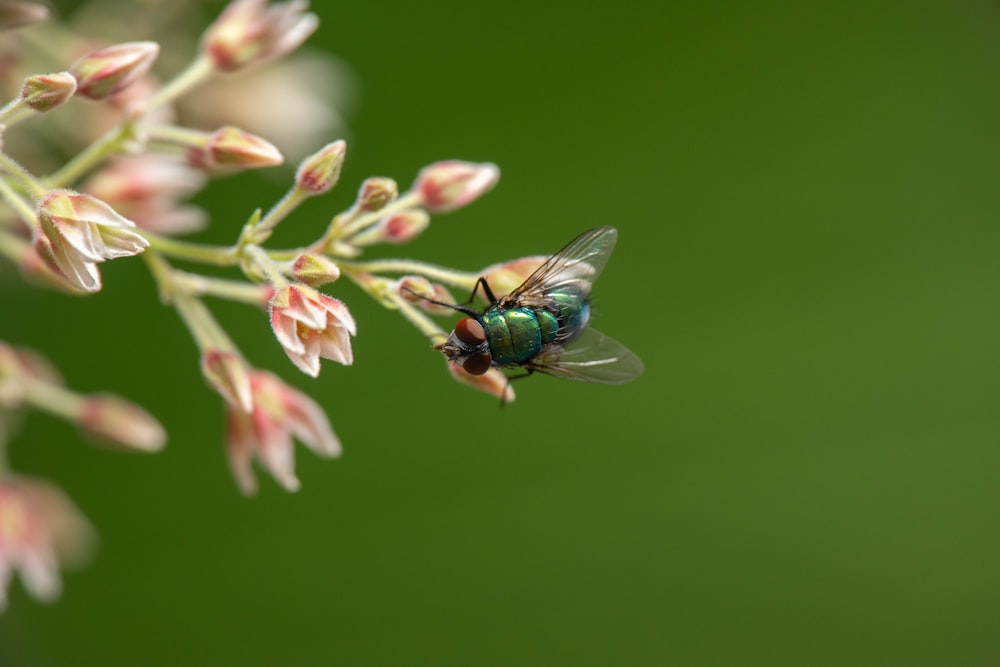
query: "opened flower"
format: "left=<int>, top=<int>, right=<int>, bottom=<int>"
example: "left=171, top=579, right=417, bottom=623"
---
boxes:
left=226, top=369, right=340, bottom=495
left=269, top=284, right=356, bottom=376
left=0, top=476, right=95, bottom=611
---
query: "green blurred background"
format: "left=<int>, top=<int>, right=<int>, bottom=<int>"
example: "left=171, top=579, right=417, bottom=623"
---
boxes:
left=3, top=0, right=1000, bottom=664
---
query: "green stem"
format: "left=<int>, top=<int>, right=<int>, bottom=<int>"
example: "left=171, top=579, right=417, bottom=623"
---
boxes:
left=0, top=98, right=31, bottom=127
left=341, top=258, right=479, bottom=290
left=0, top=152, right=47, bottom=198
left=0, top=229, right=29, bottom=263
left=0, top=177, right=37, bottom=230
left=147, top=55, right=216, bottom=112
left=46, top=125, right=129, bottom=187
left=20, top=377, right=84, bottom=422
left=173, top=271, right=268, bottom=305
left=173, top=292, right=239, bottom=353
left=145, top=123, right=209, bottom=147
left=145, top=232, right=239, bottom=266
left=243, top=244, right=288, bottom=287
left=254, top=186, right=309, bottom=240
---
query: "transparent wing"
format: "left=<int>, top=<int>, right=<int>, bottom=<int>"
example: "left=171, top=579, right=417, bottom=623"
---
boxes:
left=526, top=327, right=644, bottom=384
left=506, top=226, right=618, bottom=304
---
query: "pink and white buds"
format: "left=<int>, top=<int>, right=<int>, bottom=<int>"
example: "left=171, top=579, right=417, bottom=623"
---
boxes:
left=201, top=0, right=318, bottom=72
left=70, top=41, right=159, bottom=101
left=413, top=160, right=500, bottom=213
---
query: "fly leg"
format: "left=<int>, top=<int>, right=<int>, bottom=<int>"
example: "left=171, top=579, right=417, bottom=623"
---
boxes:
left=400, top=275, right=498, bottom=318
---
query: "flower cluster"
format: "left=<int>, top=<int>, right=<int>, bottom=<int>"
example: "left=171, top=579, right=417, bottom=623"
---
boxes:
left=0, top=0, right=536, bottom=610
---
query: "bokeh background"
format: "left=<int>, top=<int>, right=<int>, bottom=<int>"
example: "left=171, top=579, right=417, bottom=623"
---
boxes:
left=3, top=0, right=1000, bottom=664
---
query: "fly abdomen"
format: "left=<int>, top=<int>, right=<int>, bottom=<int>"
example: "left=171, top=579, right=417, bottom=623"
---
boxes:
left=482, top=307, right=545, bottom=365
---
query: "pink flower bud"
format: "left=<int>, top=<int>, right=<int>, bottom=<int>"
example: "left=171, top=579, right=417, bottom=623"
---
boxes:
left=201, top=0, right=318, bottom=72
left=0, top=1, right=50, bottom=31
left=398, top=276, right=455, bottom=316
left=355, top=177, right=398, bottom=212
left=350, top=209, right=430, bottom=247
left=269, top=284, right=356, bottom=377
left=70, top=41, right=159, bottom=101
left=0, top=476, right=95, bottom=611
left=189, top=126, right=284, bottom=171
left=414, top=160, right=500, bottom=213
left=446, top=360, right=514, bottom=403
left=77, top=393, right=167, bottom=452
left=36, top=190, right=149, bottom=293
left=289, top=253, right=341, bottom=287
left=201, top=350, right=253, bottom=413
left=295, top=140, right=346, bottom=194
left=20, top=72, right=76, bottom=112
left=480, top=256, right=547, bottom=297
left=226, top=369, right=340, bottom=495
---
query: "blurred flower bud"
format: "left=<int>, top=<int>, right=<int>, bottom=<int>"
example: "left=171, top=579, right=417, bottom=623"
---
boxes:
left=398, top=275, right=456, bottom=316
left=289, top=253, right=341, bottom=287
left=20, top=72, right=76, bottom=112
left=480, top=256, right=546, bottom=297
left=350, top=209, right=430, bottom=247
left=77, top=393, right=167, bottom=452
left=445, top=360, right=514, bottom=403
left=355, top=177, right=398, bottom=212
left=413, top=160, right=499, bottom=213
left=36, top=190, right=149, bottom=293
left=202, top=350, right=253, bottom=413
left=0, top=1, right=49, bottom=31
left=295, top=140, right=345, bottom=194
left=226, top=369, right=340, bottom=495
left=70, top=41, right=159, bottom=101
left=83, top=156, right=207, bottom=236
left=189, top=125, right=284, bottom=171
left=0, top=477, right=95, bottom=611
left=201, top=0, right=318, bottom=72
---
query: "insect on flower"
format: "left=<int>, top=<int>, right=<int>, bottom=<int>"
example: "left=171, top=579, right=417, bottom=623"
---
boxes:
left=418, top=226, right=644, bottom=390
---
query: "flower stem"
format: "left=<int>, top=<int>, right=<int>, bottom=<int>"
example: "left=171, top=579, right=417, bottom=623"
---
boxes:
left=253, top=186, right=310, bottom=240
left=0, top=152, right=47, bottom=199
left=173, top=271, right=269, bottom=305
left=173, top=292, right=240, bottom=353
left=0, top=177, right=37, bottom=229
left=147, top=54, right=215, bottom=112
left=20, top=378, right=84, bottom=422
left=243, top=244, right=288, bottom=287
left=0, top=229, right=29, bottom=262
left=46, top=125, right=129, bottom=188
left=340, top=258, right=480, bottom=290
left=144, top=233, right=239, bottom=266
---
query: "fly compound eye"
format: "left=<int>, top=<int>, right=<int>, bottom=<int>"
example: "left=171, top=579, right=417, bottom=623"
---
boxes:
left=462, top=352, right=492, bottom=375
left=454, top=318, right=486, bottom=346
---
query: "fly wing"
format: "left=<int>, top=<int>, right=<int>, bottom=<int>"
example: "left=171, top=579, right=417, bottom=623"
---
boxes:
left=506, top=226, right=618, bottom=305
left=526, top=327, right=644, bottom=384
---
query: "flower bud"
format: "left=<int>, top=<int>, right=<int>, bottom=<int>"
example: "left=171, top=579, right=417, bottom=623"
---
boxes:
left=201, top=350, right=253, bottom=413
left=480, top=256, right=546, bottom=297
left=413, top=160, right=499, bottom=213
left=70, top=41, right=159, bottom=101
left=356, top=177, right=398, bottom=212
left=0, top=1, right=50, bottom=31
left=295, top=140, right=346, bottom=194
left=190, top=126, right=284, bottom=171
left=446, top=360, right=514, bottom=403
left=20, top=72, right=76, bottom=112
left=36, top=190, right=149, bottom=293
left=289, top=253, right=341, bottom=287
left=201, top=0, right=318, bottom=72
left=398, top=275, right=455, bottom=316
left=350, top=209, right=430, bottom=247
left=77, top=393, right=167, bottom=452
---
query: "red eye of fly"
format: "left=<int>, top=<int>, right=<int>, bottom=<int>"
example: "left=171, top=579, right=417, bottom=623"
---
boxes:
left=454, top=317, right=486, bottom=346
left=462, top=352, right=492, bottom=375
